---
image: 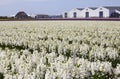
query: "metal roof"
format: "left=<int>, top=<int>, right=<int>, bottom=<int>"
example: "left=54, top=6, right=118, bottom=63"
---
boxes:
left=76, top=8, right=84, bottom=10
left=76, top=6, right=120, bottom=11
left=103, top=6, right=120, bottom=11
left=89, top=7, right=97, bottom=10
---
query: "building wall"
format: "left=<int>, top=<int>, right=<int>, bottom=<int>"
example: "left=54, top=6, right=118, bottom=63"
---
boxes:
left=67, top=9, right=81, bottom=18
left=93, top=7, right=109, bottom=18
left=80, top=8, right=94, bottom=18
left=63, top=8, right=94, bottom=18
left=63, top=7, right=111, bottom=18
left=62, top=12, right=68, bottom=18
left=35, top=15, right=50, bottom=19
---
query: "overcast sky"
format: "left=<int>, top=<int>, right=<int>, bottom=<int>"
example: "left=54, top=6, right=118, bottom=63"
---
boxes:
left=0, top=0, right=120, bottom=16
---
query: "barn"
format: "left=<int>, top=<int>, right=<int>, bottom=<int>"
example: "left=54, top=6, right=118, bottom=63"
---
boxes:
left=15, top=11, right=30, bottom=19
left=63, top=6, right=120, bottom=18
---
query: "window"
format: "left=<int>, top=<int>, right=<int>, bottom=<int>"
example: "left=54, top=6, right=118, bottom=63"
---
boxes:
left=99, top=11, right=103, bottom=18
left=85, top=12, right=89, bottom=18
left=73, top=12, right=77, bottom=18
left=64, top=12, right=67, bottom=18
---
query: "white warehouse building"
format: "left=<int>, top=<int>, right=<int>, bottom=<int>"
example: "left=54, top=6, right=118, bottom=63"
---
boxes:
left=63, top=6, right=120, bottom=18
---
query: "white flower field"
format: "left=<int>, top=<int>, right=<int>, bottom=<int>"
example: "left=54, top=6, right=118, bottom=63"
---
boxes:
left=0, top=21, right=120, bottom=79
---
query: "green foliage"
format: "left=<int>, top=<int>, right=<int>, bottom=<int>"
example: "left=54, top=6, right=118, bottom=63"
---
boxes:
left=90, top=71, right=115, bottom=79
left=0, top=73, right=4, bottom=79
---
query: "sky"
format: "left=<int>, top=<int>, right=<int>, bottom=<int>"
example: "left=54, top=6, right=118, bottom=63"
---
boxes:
left=0, top=0, right=120, bottom=16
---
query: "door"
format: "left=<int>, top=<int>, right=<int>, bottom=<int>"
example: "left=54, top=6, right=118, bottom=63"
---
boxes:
left=64, top=12, right=67, bottom=18
left=86, top=12, right=89, bottom=18
left=73, top=12, right=77, bottom=18
left=99, top=11, right=103, bottom=18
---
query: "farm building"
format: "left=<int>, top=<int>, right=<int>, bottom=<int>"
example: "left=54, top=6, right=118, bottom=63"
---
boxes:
left=63, top=6, right=120, bottom=18
left=50, top=15, right=62, bottom=18
left=35, top=14, right=50, bottom=19
left=15, top=11, right=30, bottom=19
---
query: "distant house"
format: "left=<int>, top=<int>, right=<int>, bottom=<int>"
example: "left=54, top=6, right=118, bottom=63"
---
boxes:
left=35, top=14, right=50, bottom=19
left=63, top=6, right=120, bottom=18
left=15, top=11, right=30, bottom=19
left=50, top=15, right=62, bottom=18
